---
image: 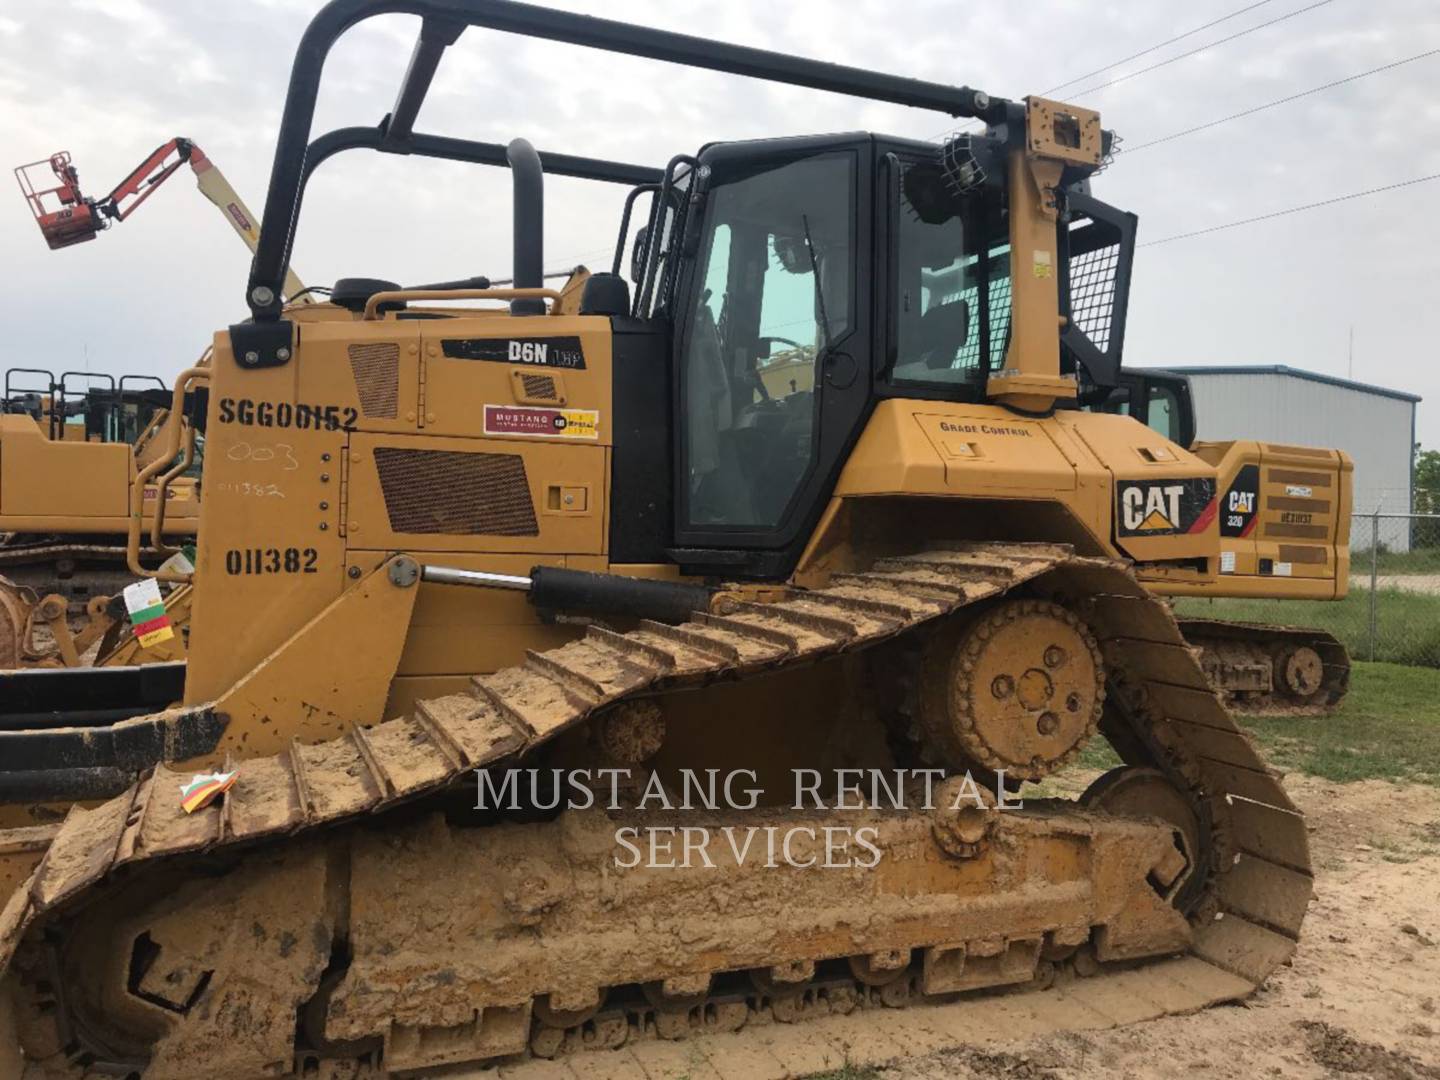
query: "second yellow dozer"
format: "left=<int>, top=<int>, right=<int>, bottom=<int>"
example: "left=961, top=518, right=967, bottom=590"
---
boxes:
left=0, top=3, right=1315, bottom=1076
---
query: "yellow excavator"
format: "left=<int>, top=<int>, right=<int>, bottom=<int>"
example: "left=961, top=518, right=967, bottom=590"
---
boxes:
left=0, top=3, right=1319, bottom=1075
left=1098, top=367, right=1351, bottom=712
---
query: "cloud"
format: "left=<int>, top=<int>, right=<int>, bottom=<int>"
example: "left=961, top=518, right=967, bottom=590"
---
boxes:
left=1, top=0, right=1438, bottom=447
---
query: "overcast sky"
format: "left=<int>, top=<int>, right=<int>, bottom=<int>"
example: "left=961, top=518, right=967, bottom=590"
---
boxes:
left=2, top=0, right=1438, bottom=443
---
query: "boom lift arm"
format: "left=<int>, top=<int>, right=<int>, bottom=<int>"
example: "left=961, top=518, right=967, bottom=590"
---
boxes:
left=14, top=138, right=311, bottom=304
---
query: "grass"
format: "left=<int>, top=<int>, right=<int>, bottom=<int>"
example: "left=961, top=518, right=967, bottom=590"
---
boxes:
left=1038, top=661, right=1440, bottom=794
left=1173, top=590, right=1440, bottom=668
left=1361, top=546, right=1440, bottom=574
left=1238, top=661, right=1440, bottom=786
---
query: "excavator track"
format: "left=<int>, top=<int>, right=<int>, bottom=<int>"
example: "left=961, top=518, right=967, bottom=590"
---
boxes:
left=1179, top=617, right=1350, bottom=715
left=0, top=544, right=1312, bottom=1079
left=0, top=540, right=167, bottom=608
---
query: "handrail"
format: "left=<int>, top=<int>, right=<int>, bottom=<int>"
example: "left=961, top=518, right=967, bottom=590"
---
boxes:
left=245, top=0, right=1007, bottom=320
left=127, top=365, right=209, bottom=582
left=148, top=422, right=197, bottom=553
left=132, top=408, right=169, bottom=460
left=361, top=287, right=561, bottom=320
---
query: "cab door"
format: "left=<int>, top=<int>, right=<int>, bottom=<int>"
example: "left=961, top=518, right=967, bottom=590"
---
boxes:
left=669, top=136, right=874, bottom=577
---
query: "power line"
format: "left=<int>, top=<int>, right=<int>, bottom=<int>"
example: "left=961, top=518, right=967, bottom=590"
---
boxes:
left=1072, top=0, right=1337, bottom=97
left=1122, top=47, right=1440, bottom=152
left=1043, top=0, right=1280, bottom=97
left=1140, top=172, right=1440, bottom=246
left=929, top=0, right=1330, bottom=142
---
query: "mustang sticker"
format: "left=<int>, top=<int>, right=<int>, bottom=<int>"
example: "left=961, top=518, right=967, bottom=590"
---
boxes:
left=484, top=404, right=599, bottom=440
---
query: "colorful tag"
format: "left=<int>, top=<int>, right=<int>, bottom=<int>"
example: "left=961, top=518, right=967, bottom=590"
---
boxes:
left=122, top=578, right=175, bottom=648
left=158, top=546, right=195, bottom=577
left=179, top=771, right=238, bottom=814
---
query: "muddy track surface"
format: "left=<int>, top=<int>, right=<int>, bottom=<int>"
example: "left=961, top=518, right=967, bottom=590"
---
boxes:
left=1, top=543, right=1314, bottom=1078
left=879, top=774, right=1440, bottom=1080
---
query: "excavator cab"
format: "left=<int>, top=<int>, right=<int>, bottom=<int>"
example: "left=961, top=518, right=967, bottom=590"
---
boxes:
left=1097, top=367, right=1197, bottom=449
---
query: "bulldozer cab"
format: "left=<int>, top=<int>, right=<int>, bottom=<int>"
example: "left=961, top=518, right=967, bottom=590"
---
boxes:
left=655, top=134, right=1106, bottom=571
left=630, top=124, right=1136, bottom=577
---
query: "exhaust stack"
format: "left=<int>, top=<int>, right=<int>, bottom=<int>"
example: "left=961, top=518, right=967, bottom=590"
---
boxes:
left=507, top=137, right=544, bottom=315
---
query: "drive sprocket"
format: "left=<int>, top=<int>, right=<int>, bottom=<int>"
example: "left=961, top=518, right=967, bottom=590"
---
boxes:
left=916, top=598, right=1104, bottom=780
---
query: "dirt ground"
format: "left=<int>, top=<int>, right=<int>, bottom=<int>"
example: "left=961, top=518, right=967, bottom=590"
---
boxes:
left=877, top=772, right=1440, bottom=1080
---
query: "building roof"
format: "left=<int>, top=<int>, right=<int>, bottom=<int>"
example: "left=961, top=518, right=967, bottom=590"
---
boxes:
left=1173, top=364, right=1421, bottom=404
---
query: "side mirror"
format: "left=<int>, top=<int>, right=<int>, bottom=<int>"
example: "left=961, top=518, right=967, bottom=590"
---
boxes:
left=630, top=225, right=651, bottom=283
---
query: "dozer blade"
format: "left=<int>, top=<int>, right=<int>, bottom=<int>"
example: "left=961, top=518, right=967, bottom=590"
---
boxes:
left=0, top=545, right=1312, bottom=1078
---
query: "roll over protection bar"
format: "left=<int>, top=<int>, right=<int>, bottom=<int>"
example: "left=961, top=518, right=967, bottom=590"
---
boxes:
left=244, top=0, right=1013, bottom=322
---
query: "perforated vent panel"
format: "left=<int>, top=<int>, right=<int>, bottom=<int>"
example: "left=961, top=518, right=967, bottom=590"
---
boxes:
left=373, top=448, right=538, bottom=536
left=348, top=343, right=400, bottom=419
left=520, top=373, right=558, bottom=400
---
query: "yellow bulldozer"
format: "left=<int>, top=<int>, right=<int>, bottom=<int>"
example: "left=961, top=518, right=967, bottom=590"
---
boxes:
left=0, top=369, right=201, bottom=596
left=0, top=369, right=203, bottom=667
left=0, top=2, right=1322, bottom=1076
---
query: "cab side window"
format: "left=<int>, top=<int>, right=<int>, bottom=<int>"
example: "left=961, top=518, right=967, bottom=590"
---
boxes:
left=1147, top=384, right=1180, bottom=442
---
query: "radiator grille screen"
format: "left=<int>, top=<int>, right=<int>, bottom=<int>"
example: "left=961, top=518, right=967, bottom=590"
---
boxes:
left=348, top=343, right=400, bottom=419
left=373, top=448, right=538, bottom=536
left=520, top=373, right=558, bottom=400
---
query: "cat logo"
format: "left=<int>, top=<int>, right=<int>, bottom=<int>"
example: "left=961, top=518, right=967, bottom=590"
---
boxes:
left=1116, top=478, right=1217, bottom=538
left=1221, top=464, right=1261, bottom=538
left=1122, top=484, right=1183, bottom=531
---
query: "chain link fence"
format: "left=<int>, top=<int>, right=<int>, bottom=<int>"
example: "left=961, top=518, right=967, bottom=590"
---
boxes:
left=1175, top=511, right=1440, bottom=669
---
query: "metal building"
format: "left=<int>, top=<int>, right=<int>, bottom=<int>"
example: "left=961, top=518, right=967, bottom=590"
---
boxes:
left=1179, top=364, right=1421, bottom=533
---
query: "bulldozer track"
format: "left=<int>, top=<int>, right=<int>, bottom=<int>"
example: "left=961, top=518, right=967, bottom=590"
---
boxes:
left=0, top=541, right=169, bottom=569
left=0, top=543, right=1313, bottom=1078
